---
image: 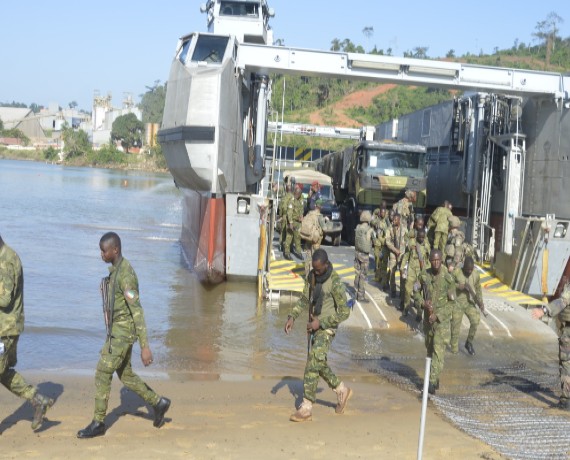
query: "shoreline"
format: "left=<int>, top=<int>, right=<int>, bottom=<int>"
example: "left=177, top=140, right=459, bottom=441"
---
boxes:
left=1, top=373, right=503, bottom=460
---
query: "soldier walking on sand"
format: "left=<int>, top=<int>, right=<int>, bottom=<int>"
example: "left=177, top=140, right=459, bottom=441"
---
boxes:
left=354, top=211, right=374, bottom=302
left=0, top=233, right=54, bottom=430
left=284, top=185, right=304, bottom=260
left=386, top=213, right=409, bottom=305
left=77, top=232, right=170, bottom=438
left=284, top=249, right=352, bottom=422
left=427, top=201, right=452, bottom=252
left=371, top=207, right=389, bottom=284
left=401, top=229, right=431, bottom=318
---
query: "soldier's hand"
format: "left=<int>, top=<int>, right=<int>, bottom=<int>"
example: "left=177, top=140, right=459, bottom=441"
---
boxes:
left=428, top=313, right=438, bottom=324
left=141, top=347, right=153, bottom=367
left=307, top=315, right=320, bottom=332
left=531, top=307, right=546, bottom=320
left=284, top=316, right=295, bottom=334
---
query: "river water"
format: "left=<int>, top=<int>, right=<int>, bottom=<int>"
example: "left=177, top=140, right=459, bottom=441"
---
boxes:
left=0, top=159, right=369, bottom=380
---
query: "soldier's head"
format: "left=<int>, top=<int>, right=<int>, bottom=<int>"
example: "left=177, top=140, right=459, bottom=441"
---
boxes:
left=360, top=210, right=372, bottom=223
left=405, top=190, right=417, bottom=202
left=381, top=200, right=388, bottom=209
left=429, top=249, right=443, bottom=274
left=373, top=208, right=380, bottom=217
left=294, top=185, right=302, bottom=198
left=311, top=180, right=320, bottom=192
left=414, top=216, right=424, bottom=230
left=100, top=232, right=122, bottom=264
left=312, top=248, right=330, bottom=276
left=462, top=256, right=474, bottom=277
left=392, top=213, right=401, bottom=226
left=447, top=201, right=453, bottom=211
left=379, top=207, right=387, bottom=218
left=417, top=229, right=426, bottom=244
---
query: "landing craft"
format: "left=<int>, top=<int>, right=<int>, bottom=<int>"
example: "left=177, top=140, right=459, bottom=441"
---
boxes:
left=159, top=0, right=570, bottom=296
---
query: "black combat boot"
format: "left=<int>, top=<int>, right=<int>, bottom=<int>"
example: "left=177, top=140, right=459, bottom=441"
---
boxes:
left=77, top=420, right=106, bottom=438
left=557, top=399, right=570, bottom=411
left=153, top=397, right=171, bottom=428
left=428, top=382, right=436, bottom=395
left=465, top=341, right=475, bottom=355
left=31, top=393, right=54, bottom=430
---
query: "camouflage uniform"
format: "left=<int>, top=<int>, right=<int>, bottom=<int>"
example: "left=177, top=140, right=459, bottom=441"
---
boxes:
left=371, top=213, right=389, bottom=284
left=288, top=270, right=350, bottom=403
left=302, top=210, right=325, bottom=278
left=285, top=194, right=304, bottom=257
left=92, top=257, right=160, bottom=423
left=445, top=228, right=474, bottom=271
left=279, top=191, right=293, bottom=251
left=450, top=267, right=482, bottom=353
left=0, top=243, right=38, bottom=402
left=543, top=285, right=570, bottom=405
left=414, top=267, right=455, bottom=386
left=354, top=221, right=374, bottom=300
left=428, top=206, right=452, bottom=252
left=386, top=223, right=409, bottom=298
left=401, top=238, right=431, bottom=316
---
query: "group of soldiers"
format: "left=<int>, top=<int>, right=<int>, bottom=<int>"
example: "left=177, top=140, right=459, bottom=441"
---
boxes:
left=353, top=192, right=484, bottom=394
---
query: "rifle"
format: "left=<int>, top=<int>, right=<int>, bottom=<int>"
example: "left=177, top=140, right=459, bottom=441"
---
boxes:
left=464, top=280, right=488, bottom=317
left=307, top=271, right=316, bottom=357
left=100, top=276, right=113, bottom=353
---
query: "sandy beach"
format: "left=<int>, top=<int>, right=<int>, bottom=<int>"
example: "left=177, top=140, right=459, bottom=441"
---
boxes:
left=0, top=371, right=505, bottom=460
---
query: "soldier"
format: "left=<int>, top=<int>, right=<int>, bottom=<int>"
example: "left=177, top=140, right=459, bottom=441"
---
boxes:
left=414, top=249, right=456, bottom=395
left=284, top=185, right=304, bottom=260
left=532, top=282, right=570, bottom=410
left=305, top=180, right=322, bottom=215
left=278, top=182, right=293, bottom=253
left=386, top=213, right=409, bottom=304
left=0, top=234, right=54, bottom=431
left=354, top=210, right=374, bottom=302
left=284, top=248, right=352, bottom=422
left=301, top=199, right=325, bottom=278
left=393, top=189, right=416, bottom=230
left=450, top=256, right=485, bottom=355
left=77, top=232, right=170, bottom=438
left=407, top=215, right=426, bottom=243
left=401, top=229, right=431, bottom=318
left=427, top=201, right=453, bottom=252
left=371, top=207, right=389, bottom=285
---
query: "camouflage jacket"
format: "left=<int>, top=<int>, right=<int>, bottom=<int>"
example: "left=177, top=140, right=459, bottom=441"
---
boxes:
left=371, top=216, right=389, bottom=248
left=279, top=192, right=293, bottom=217
left=386, top=224, right=409, bottom=256
left=401, top=239, right=431, bottom=274
left=445, top=230, right=475, bottom=268
left=106, top=257, right=149, bottom=348
left=428, top=207, right=452, bottom=233
left=0, top=243, right=24, bottom=336
left=452, top=267, right=483, bottom=308
left=545, top=284, right=570, bottom=336
left=414, top=268, right=455, bottom=323
left=393, top=197, right=414, bottom=226
left=289, top=269, right=350, bottom=330
left=286, top=196, right=305, bottom=226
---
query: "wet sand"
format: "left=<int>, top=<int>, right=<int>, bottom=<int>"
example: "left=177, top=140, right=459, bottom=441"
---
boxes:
left=0, top=372, right=505, bottom=460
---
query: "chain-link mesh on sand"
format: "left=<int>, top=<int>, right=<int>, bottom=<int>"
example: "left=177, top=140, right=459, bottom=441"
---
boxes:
left=354, top=348, right=570, bottom=459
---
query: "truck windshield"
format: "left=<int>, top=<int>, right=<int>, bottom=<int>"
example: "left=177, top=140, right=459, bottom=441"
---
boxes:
left=299, top=183, right=333, bottom=200
left=191, top=36, right=229, bottom=63
left=363, top=148, right=425, bottom=178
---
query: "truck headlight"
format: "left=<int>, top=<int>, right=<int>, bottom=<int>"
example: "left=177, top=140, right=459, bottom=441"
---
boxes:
left=332, top=212, right=340, bottom=221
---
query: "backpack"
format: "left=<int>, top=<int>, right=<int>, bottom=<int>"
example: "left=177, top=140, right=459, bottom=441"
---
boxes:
left=300, top=211, right=323, bottom=244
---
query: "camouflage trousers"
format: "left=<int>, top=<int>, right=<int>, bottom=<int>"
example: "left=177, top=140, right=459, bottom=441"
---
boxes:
left=284, top=223, right=301, bottom=256
left=433, top=231, right=447, bottom=253
left=302, top=240, right=320, bottom=279
left=403, top=269, right=422, bottom=315
left=354, top=251, right=369, bottom=299
left=424, top=319, right=451, bottom=385
left=388, top=254, right=404, bottom=297
left=374, top=247, right=388, bottom=284
left=450, top=301, right=480, bottom=352
left=559, top=329, right=570, bottom=403
left=93, top=339, right=160, bottom=423
left=303, top=329, right=340, bottom=403
left=0, top=336, right=36, bottom=401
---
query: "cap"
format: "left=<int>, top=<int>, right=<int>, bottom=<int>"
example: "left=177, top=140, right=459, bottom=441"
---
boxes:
left=311, top=180, right=320, bottom=187
left=315, top=199, right=323, bottom=207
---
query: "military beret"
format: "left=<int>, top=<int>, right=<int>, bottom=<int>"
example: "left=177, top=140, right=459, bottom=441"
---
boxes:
left=315, top=199, right=323, bottom=206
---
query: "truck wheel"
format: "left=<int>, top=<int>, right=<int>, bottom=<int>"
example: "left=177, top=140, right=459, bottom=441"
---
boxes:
left=333, top=233, right=341, bottom=247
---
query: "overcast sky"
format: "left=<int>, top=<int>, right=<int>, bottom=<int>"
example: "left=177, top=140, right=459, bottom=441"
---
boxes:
left=1, top=1, right=567, bottom=111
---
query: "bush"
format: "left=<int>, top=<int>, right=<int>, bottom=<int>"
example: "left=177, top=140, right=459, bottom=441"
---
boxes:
left=86, top=145, right=128, bottom=166
left=43, top=146, right=59, bottom=160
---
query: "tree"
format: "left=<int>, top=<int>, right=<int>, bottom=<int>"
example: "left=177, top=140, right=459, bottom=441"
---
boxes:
left=68, top=101, right=78, bottom=109
left=533, top=12, right=564, bottom=66
left=61, top=123, right=91, bottom=158
left=139, top=81, right=166, bottom=124
left=29, top=103, right=43, bottom=113
left=412, top=46, right=429, bottom=59
left=111, top=113, right=144, bottom=153
left=446, top=49, right=456, bottom=58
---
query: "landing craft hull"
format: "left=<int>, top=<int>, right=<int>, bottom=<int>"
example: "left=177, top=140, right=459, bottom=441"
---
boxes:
left=180, top=189, right=226, bottom=284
